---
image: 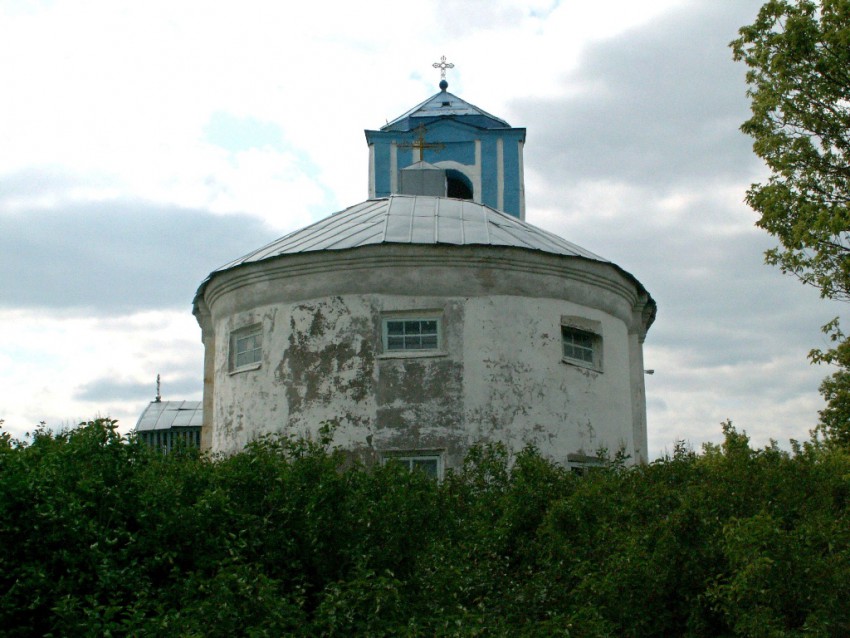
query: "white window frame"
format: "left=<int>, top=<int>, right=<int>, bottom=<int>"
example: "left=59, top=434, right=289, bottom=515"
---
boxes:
left=561, top=316, right=602, bottom=372
left=381, top=451, right=444, bottom=480
left=381, top=315, right=442, bottom=354
left=567, top=453, right=605, bottom=475
left=230, top=323, right=263, bottom=373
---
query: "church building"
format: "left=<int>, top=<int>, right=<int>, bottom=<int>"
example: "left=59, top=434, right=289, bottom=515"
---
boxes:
left=146, top=66, right=656, bottom=475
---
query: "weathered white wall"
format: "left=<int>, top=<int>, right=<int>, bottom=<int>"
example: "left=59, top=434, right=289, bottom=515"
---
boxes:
left=198, top=244, right=653, bottom=467
left=461, top=297, right=635, bottom=463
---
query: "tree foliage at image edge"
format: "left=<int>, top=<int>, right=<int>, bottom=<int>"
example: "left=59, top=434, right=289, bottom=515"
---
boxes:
left=732, top=0, right=850, bottom=441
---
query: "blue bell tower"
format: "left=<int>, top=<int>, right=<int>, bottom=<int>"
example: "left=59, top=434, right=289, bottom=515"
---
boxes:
left=365, top=65, right=527, bottom=219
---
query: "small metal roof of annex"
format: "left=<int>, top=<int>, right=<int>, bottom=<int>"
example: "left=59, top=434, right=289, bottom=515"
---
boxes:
left=135, top=400, right=203, bottom=432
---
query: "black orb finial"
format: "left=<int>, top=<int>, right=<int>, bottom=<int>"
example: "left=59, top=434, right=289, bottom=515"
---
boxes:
left=439, top=79, right=448, bottom=91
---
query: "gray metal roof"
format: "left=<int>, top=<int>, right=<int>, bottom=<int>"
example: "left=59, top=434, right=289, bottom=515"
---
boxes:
left=135, top=400, right=203, bottom=432
left=382, top=90, right=510, bottom=132
left=213, top=195, right=608, bottom=273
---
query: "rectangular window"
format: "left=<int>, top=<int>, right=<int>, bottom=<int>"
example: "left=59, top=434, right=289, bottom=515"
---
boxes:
left=383, top=317, right=440, bottom=352
left=382, top=452, right=443, bottom=479
left=562, top=327, right=595, bottom=363
left=567, top=453, right=604, bottom=475
left=231, top=324, right=262, bottom=371
left=561, top=324, right=601, bottom=371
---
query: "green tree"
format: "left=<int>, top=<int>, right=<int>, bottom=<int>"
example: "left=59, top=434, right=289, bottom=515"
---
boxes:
left=3, top=418, right=850, bottom=635
left=731, top=0, right=850, bottom=442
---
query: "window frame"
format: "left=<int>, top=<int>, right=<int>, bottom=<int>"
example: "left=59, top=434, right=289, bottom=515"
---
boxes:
left=567, top=453, right=605, bottom=475
left=381, top=450, right=444, bottom=480
left=561, top=316, right=602, bottom=372
left=381, top=315, right=443, bottom=355
left=230, top=323, right=263, bottom=373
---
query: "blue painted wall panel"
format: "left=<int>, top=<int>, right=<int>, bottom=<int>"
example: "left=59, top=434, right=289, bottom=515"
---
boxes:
left=480, top=137, right=498, bottom=209
left=365, top=107, right=526, bottom=217
left=502, top=135, right=522, bottom=216
left=373, top=143, right=392, bottom=197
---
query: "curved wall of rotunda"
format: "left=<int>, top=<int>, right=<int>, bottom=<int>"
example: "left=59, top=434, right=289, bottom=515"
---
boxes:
left=195, top=241, right=654, bottom=470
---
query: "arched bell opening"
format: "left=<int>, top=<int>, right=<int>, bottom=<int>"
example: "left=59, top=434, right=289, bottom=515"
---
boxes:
left=446, top=170, right=473, bottom=200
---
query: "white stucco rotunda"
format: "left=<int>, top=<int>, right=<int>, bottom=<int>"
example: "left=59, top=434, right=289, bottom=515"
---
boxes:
left=192, top=83, right=656, bottom=473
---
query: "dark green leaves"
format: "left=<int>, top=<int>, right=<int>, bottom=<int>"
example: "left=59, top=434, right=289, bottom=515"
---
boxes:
left=2, top=419, right=849, bottom=636
left=733, top=0, right=850, bottom=444
left=732, top=0, right=850, bottom=297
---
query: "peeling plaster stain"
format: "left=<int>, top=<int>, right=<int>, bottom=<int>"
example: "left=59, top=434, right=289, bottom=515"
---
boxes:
left=308, top=305, right=328, bottom=338
left=579, top=419, right=597, bottom=450
left=376, top=359, right=463, bottom=434
left=478, top=357, right=545, bottom=430
left=574, top=365, right=600, bottom=380
left=276, top=298, right=374, bottom=415
left=267, top=307, right=278, bottom=334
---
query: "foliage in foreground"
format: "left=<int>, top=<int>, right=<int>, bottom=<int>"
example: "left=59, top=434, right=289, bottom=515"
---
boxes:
left=1, top=419, right=849, bottom=637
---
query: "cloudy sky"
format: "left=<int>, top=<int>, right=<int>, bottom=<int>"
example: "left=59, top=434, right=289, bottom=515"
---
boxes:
left=1, top=0, right=843, bottom=456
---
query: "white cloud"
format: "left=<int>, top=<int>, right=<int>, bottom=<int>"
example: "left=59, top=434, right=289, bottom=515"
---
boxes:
left=0, top=309, right=202, bottom=439
left=646, top=345, right=828, bottom=455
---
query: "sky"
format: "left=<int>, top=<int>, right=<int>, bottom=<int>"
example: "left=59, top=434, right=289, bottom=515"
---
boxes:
left=0, top=0, right=844, bottom=457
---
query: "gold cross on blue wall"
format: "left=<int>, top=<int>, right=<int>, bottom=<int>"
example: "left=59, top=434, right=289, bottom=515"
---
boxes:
left=399, top=124, right=445, bottom=162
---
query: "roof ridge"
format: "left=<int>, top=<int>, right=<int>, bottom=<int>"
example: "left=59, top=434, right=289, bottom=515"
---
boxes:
left=434, top=197, right=441, bottom=243
left=459, top=196, right=466, bottom=244
left=406, top=197, right=415, bottom=242
left=481, top=201, right=492, bottom=243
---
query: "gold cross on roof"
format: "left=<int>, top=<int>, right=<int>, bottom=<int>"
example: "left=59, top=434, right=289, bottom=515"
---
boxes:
left=432, top=55, right=454, bottom=80
left=398, top=123, right=445, bottom=162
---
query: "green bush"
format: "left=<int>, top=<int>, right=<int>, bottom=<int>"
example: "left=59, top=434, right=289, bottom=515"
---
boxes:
left=1, top=419, right=848, bottom=636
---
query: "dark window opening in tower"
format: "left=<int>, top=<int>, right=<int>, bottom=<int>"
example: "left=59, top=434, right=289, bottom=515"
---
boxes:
left=446, top=170, right=473, bottom=200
